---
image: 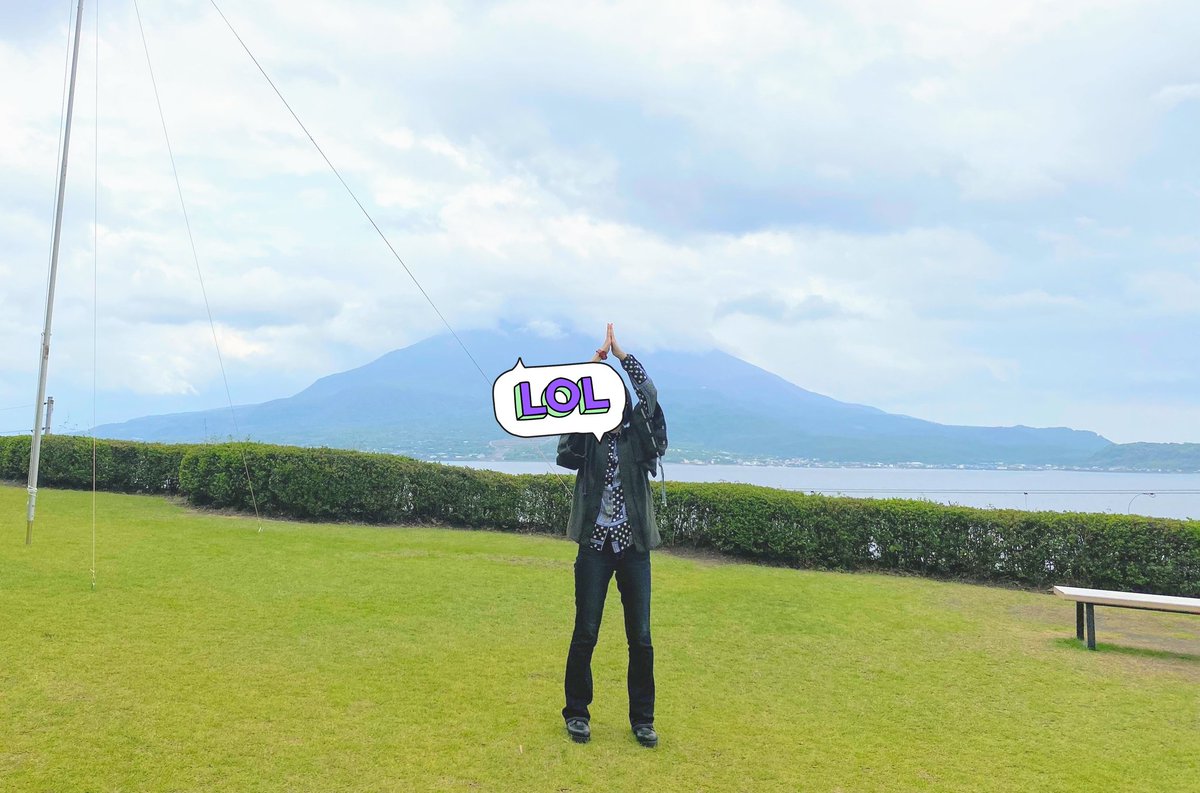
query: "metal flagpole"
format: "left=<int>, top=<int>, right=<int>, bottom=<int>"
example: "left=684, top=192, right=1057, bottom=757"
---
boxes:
left=27, top=0, right=87, bottom=545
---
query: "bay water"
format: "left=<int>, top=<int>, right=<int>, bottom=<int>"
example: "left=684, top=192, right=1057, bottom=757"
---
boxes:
left=443, top=461, right=1200, bottom=521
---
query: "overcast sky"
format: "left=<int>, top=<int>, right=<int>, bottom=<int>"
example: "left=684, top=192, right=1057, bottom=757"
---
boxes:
left=2, top=0, right=1199, bottom=443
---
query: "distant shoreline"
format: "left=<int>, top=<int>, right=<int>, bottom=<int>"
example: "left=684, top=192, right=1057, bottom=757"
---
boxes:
left=53, top=429, right=1200, bottom=474
left=436, top=457, right=1200, bottom=475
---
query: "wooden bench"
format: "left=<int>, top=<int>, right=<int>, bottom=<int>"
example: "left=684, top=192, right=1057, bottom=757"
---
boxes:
left=1052, top=586, right=1200, bottom=650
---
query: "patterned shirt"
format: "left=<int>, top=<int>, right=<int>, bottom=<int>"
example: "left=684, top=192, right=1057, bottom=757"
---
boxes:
left=591, top=353, right=649, bottom=554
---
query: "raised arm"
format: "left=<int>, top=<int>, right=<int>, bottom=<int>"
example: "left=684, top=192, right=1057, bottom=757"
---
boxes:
left=608, top=324, right=657, bottom=418
left=619, top=352, right=656, bottom=419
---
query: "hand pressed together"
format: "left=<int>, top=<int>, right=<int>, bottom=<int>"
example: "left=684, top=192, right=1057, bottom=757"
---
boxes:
left=590, top=323, right=627, bottom=363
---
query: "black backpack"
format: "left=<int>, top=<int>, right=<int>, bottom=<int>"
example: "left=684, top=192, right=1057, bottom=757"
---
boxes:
left=634, top=400, right=668, bottom=505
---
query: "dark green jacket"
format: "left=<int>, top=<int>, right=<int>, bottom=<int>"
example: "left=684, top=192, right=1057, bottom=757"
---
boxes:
left=556, top=370, right=660, bottom=551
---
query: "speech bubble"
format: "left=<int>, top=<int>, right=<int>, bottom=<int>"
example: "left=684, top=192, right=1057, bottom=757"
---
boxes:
left=493, top=358, right=628, bottom=441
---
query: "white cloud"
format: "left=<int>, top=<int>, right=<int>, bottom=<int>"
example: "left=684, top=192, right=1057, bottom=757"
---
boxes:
left=1, top=0, right=1198, bottom=442
left=1154, top=83, right=1200, bottom=107
left=989, top=290, right=1086, bottom=311
left=523, top=319, right=564, bottom=339
left=1130, top=267, right=1200, bottom=314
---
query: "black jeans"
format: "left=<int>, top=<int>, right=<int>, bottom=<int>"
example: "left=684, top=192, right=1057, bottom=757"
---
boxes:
left=562, top=541, right=655, bottom=728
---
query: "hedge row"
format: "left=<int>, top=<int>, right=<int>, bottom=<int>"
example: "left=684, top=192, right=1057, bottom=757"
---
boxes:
left=178, top=442, right=570, bottom=531
left=0, top=435, right=187, bottom=494
left=2, top=435, right=1198, bottom=596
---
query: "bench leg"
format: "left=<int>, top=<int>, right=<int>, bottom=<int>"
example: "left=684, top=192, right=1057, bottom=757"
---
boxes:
left=1075, top=602, right=1085, bottom=641
left=1085, top=603, right=1096, bottom=650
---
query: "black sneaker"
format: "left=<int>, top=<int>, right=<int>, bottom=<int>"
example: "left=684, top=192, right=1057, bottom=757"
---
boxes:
left=566, top=718, right=590, bottom=744
left=632, top=723, right=658, bottom=748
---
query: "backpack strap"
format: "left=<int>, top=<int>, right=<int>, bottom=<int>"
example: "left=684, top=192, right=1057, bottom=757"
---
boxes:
left=634, top=399, right=666, bottom=507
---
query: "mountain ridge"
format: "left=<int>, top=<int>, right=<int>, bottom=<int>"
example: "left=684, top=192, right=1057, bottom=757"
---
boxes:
left=92, top=327, right=1125, bottom=468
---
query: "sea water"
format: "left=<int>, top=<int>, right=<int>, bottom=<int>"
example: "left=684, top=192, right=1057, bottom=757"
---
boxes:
left=442, top=461, right=1200, bottom=520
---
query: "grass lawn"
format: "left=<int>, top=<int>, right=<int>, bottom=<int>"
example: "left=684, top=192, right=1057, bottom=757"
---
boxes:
left=1, top=484, right=1198, bottom=792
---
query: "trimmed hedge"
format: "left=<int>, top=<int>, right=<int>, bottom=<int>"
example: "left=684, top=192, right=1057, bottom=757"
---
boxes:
left=659, top=483, right=1200, bottom=595
left=178, top=443, right=570, bottom=531
left=2, top=436, right=1198, bottom=596
left=0, top=435, right=187, bottom=494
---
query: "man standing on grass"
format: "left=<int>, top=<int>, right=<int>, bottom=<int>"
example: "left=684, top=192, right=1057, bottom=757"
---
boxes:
left=556, top=323, right=661, bottom=748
